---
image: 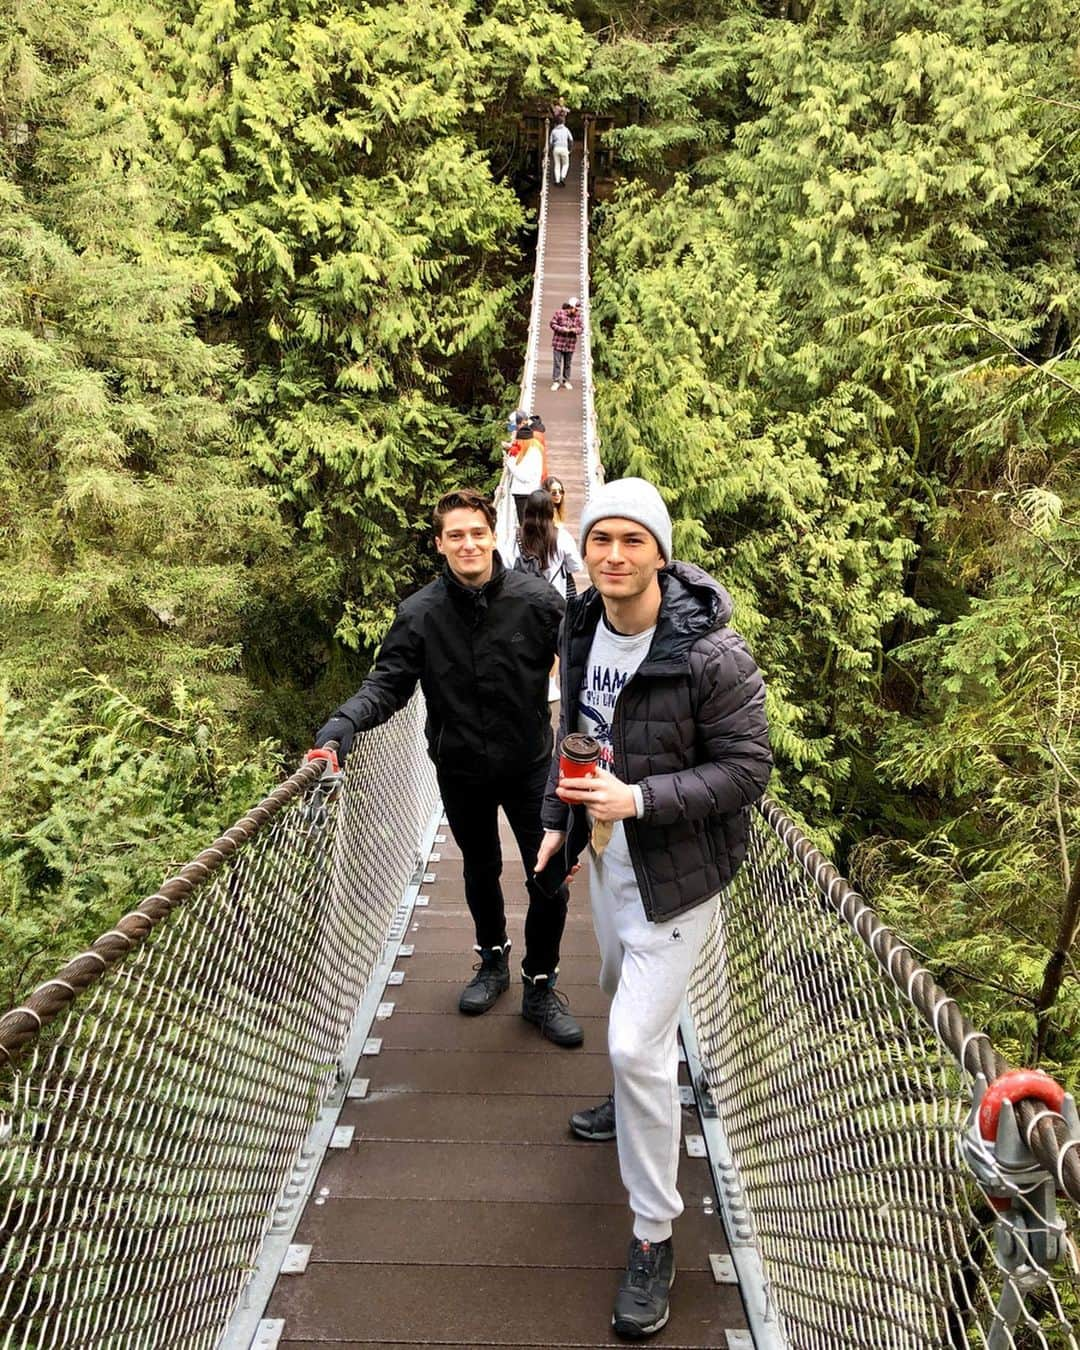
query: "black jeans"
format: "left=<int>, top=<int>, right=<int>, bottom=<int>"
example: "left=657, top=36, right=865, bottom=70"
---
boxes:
left=438, top=758, right=568, bottom=979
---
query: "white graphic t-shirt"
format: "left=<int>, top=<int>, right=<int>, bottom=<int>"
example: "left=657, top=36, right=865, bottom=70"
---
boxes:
left=576, top=616, right=655, bottom=877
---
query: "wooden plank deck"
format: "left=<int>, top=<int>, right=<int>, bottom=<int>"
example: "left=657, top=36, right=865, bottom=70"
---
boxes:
left=268, top=821, right=748, bottom=1347
left=531, top=152, right=590, bottom=529
left=262, top=143, right=750, bottom=1349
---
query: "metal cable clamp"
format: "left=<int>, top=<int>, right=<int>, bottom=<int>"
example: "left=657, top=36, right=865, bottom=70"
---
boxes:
left=962, top=1070, right=1080, bottom=1346
left=303, top=744, right=343, bottom=829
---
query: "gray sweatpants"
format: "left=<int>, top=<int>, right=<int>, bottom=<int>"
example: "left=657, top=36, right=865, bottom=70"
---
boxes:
left=589, top=840, right=716, bottom=1243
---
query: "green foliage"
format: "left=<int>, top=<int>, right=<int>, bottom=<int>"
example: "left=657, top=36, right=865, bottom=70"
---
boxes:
left=0, top=677, right=279, bottom=1005
left=138, top=0, right=592, bottom=665
left=0, top=0, right=290, bottom=710
left=0, top=0, right=590, bottom=1003
left=583, top=0, right=1080, bottom=1065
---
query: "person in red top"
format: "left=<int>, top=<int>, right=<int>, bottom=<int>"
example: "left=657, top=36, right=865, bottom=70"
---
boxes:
left=550, top=297, right=583, bottom=391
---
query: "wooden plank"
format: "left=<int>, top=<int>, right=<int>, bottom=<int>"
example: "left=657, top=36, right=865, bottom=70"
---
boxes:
left=376, top=1010, right=610, bottom=1053
left=272, top=1265, right=742, bottom=1346
left=291, top=1196, right=723, bottom=1268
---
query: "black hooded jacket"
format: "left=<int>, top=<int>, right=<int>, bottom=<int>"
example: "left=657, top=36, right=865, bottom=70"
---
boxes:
left=543, top=561, right=772, bottom=922
left=331, top=553, right=563, bottom=780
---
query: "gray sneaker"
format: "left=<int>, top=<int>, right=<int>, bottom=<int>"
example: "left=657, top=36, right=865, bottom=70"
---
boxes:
left=570, top=1094, right=615, bottom=1140
left=612, top=1237, right=675, bottom=1339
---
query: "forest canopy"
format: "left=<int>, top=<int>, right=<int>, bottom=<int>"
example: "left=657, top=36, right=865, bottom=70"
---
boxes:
left=1, top=0, right=1078, bottom=1086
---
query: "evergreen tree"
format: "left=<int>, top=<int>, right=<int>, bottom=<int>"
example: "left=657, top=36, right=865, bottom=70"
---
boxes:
left=582, top=0, right=1080, bottom=1063
left=0, top=0, right=289, bottom=711
left=137, top=0, right=591, bottom=695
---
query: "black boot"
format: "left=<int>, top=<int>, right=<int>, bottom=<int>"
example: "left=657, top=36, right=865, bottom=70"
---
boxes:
left=459, top=941, right=510, bottom=1014
left=521, top=971, right=583, bottom=1046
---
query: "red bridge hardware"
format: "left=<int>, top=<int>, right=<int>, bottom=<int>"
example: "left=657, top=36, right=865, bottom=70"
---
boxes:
left=304, top=746, right=340, bottom=775
left=978, top=1069, right=1067, bottom=1143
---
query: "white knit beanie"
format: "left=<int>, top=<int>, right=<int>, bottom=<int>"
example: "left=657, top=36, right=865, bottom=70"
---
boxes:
left=579, top=477, right=672, bottom=563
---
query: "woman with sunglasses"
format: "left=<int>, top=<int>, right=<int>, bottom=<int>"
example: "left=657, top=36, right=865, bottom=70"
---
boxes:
left=541, top=475, right=568, bottom=527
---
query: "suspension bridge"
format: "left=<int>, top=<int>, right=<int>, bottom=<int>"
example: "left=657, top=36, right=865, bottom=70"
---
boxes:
left=2, top=119, right=1079, bottom=1350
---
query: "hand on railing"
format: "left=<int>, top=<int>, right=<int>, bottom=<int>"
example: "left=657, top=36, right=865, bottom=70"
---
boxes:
left=314, top=716, right=356, bottom=764
left=303, top=743, right=344, bottom=823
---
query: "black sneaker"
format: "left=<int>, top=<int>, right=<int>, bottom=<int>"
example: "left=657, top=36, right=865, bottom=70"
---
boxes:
left=459, top=943, right=510, bottom=1014
left=612, top=1237, right=675, bottom=1339
left=570, top=1094, right=615, bottom=1141
left=521, top=974, right=583, bottom=1046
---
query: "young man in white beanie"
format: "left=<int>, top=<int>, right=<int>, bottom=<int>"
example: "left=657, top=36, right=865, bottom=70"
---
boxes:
left=536, top=477, right=772, bottom=1339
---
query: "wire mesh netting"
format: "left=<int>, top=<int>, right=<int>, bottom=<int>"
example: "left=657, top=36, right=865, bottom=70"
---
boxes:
left=577, top=122, right=603, bottom=502
left=495, top=120, right=550, bottom=557
left=0, top=697, right=438, bottom=1350
left=688, top=805, right=1079, bottom=1350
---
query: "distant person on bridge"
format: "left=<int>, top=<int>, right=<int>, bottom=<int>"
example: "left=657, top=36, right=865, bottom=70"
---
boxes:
left=313, top=488, right=583, bottom=1047
left=551, top=97, right=569, bottom=123
left=550, top=296, right=582, bottom=391
left=535, top=478, right=772, bottom=1339
left=503, top=407, right=528, bottom=443
left=505, top=422, right=546, bottom=523
left=550, top=120, right=573, bottom=187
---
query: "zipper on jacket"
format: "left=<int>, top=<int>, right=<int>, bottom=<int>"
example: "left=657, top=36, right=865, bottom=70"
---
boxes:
left=610, top=675, right=657, bottom=922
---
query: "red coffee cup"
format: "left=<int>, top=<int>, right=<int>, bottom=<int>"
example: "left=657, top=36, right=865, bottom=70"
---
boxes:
left=560, top=733, right=601, bottom=780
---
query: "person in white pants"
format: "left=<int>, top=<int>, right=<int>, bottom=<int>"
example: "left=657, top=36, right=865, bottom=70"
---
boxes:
left=536, top=477, right=771, bottom=1341
left=550, top=120, right=573, bottom=185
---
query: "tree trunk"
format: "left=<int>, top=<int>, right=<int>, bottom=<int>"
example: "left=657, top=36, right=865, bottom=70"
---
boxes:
left=1034, top=847, right=1080, bottom=1060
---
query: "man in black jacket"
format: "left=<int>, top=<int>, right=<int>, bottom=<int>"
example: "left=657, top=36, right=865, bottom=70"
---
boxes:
left=535, top=478, right=771, bottom=1338
left=315, top=488, right=582, bottom=1046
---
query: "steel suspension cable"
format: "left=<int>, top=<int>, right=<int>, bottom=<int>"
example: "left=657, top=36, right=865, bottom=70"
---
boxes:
left=758, top=797, right=1080, bottom=1207
left=0, top=752, right=335, bottom=1069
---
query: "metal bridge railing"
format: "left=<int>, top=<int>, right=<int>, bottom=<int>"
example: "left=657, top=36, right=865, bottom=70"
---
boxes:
left=687, top=799, right=1080, bottom=1350
left=495, top=120, right=551, bottom=556
left=578, top=117, right=603, bottom=504
left=0, top=697, right=438, bottom=1350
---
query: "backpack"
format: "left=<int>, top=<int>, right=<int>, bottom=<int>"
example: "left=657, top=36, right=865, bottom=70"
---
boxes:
left=512, top=550, right=545, bottom=579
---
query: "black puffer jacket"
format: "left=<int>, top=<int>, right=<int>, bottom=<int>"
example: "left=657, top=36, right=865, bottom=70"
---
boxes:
left=543, top=561, right=771, bottom=922
left=329, top=554, right=563, bottom=780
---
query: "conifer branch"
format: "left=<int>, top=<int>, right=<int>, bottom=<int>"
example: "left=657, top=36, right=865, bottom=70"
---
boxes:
left=935, top=300, right=1080, bottom=401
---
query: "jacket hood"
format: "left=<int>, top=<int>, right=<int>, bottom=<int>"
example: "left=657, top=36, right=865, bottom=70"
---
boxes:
left=658, top=559, right=732, bottom=630
left=567, top=560, right=733, bottom=668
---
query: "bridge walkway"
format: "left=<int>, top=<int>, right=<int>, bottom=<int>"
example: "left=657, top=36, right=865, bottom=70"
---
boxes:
left=264, top=822, right=746, bottom=1347
left=530, top=148, right=590, bottom=529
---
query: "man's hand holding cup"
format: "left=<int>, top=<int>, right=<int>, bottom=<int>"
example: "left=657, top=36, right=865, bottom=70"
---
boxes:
left=555, top=732, right=636, bottom=820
